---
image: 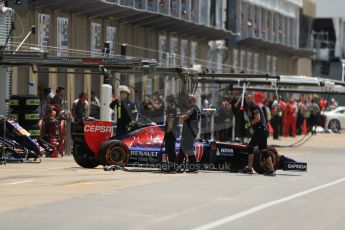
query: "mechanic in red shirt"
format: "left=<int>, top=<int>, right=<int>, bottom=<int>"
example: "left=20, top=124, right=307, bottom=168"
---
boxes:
left=242, top=93, right=276, bottom=176
left=319, top=97, right=327, bottom=111
left=284, top=98, right=297, bottom=137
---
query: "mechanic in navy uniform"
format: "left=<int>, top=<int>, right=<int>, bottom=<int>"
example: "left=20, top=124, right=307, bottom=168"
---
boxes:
left=110, top=85, right=138, bottom=137
left=242, top=93, right=276, bottom=176
left=177, top=94, right=201, bottom=173
left=164, top=94, right=180, bottom=172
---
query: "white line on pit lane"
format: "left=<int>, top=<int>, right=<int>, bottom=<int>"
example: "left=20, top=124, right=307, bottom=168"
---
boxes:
left=3, top=180, right=34, bottom=185
left=193, top=176, right=345, bottom=230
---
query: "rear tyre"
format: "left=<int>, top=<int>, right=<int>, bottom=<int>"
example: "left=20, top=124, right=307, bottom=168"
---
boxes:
left=73, top=154, right=99, bottom=168
left=98, top=140, right=130, bottom=166
left=328, top=119, right=341, bottom=133
left=253, top=150, right=279, bottom=174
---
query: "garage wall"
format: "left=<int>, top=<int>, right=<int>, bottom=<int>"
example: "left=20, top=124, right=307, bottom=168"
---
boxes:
left=9, top=4, right=305, bottom=108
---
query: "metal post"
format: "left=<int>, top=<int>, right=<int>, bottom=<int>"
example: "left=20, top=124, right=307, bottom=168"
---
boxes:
left=232, top=116, right=236, bottom=141
left=65, top=120, right=71, bottom=156
left=13, top=26, right=35, bottom=55
left=1, top=116, right=6, bottom=164
left=341, top=59, right=345, bottom=82
left=210, top=112, right=215, bottom=141
left=120, top=44, right=127, bottom=84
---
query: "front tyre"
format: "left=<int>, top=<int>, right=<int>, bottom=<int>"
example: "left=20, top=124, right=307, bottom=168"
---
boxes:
left=253, top=150, right=279, bottom=174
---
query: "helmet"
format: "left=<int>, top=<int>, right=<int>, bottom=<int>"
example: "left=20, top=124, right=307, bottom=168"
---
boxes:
left=118, top=85, right=130, bottom=94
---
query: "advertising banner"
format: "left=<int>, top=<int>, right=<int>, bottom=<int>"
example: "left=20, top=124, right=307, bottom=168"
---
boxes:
left=106, top=26, right=116, bottom=55
left=57, top=17, right=68, bottom=57
left=91, top=22, right=102, bottom=57
left=38, top=13, right=50, bottom=50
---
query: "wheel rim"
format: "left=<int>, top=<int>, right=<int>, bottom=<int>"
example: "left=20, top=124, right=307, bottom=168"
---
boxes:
left=106, top=146, right=127, bottom=164
left=329, top=120, right=340, bottom=131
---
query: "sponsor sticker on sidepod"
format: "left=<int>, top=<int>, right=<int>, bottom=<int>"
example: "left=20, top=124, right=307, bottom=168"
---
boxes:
left=284, top=162, right=307, bottom=171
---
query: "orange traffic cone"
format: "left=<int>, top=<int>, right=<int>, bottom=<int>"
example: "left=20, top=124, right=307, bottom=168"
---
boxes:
left=302, top=119, right=308, bottom=135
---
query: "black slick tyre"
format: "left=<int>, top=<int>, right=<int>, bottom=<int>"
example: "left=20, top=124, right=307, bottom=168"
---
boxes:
left=253, top=150, right=279, bottom=174
left=98, top=140, right=130, bottom=166
left=73, top=154, right=99, bottom=168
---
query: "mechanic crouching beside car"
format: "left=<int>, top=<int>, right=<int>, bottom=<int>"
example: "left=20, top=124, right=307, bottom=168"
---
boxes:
left=242, top=93, right=276, bottom=176
left=177, top=94, right=201, bottom=173
left=110, top=85, right=138, bottom=137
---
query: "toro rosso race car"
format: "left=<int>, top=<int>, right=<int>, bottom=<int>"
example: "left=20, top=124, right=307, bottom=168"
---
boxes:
left=71, top=121, right=307, bottom=174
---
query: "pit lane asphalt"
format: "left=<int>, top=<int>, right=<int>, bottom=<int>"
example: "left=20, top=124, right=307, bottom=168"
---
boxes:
left=0, top=132, right=344, bottom=230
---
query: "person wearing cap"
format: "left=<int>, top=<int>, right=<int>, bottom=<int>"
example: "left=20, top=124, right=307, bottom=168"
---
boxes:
left=110, top=85, right=138, bottom=137
left=242, top=93, right=276, bottom=176
left=177, top=94, right=201, bottom=173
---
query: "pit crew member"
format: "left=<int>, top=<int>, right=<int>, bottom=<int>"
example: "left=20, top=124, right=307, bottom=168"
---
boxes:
left=164, top=94, right=180, bottom=172
left=110, top=85, right=138, bottom=137
left=242, top=93, right=276, bottom=176
left=177, top=94, right=201, bottom=173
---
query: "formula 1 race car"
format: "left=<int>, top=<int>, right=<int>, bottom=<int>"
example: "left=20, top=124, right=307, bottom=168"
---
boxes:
left=0, top=118, right=54, bottom=163
left=71, top=121, right=307, bottom=174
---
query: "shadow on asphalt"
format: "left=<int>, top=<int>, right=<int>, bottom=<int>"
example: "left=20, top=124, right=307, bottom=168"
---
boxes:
left=275, top=173, right=303, bottom=177
left=70, top=166, right=304, bottom=177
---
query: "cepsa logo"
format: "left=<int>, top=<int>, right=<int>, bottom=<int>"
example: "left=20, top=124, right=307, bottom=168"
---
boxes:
left=84, top=125, right=112, bottom=133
